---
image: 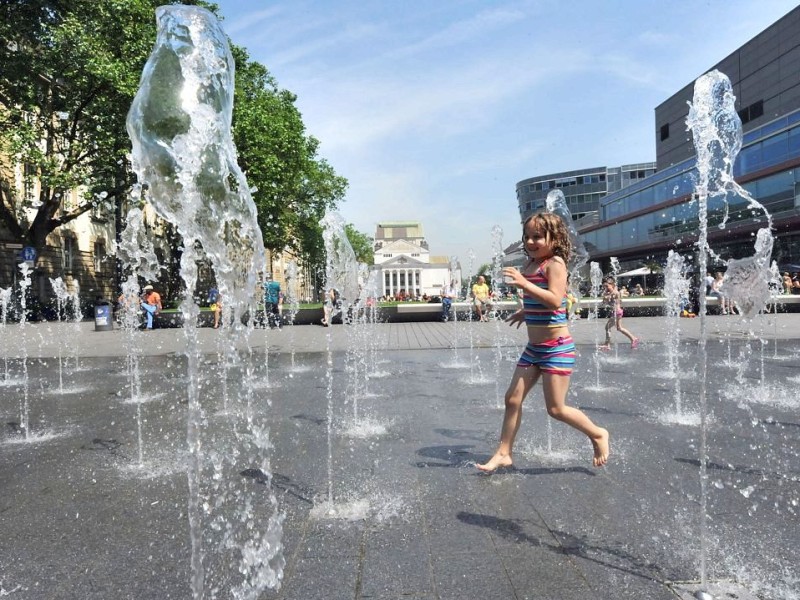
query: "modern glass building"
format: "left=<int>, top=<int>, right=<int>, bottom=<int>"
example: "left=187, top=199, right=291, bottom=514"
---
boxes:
left=516, top=163, right=656, bottom=228
left=580, top=6, right=800, bottom=271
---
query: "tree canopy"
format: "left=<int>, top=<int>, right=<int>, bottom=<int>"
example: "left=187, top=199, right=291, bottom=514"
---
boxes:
left=0, top=0, right=158, bottom=249
left=344, top=223, right=374, bottom=265
left=0, top=0, right=347, bottom=267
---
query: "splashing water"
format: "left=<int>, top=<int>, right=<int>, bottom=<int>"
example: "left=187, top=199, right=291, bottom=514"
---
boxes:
left=589, top=262, right=606, bottom=390
left=321, top=211, right=359, bottom=505
left=49, top=277, right=69, bottom=394
left=17, top=262, right=32, bottom=439
left=663, top=250, right=691, bottom=418
left=127, top=6, right=283, bottom=597
left=545, top=189, right=589, bottom=295
left=490, top=225, right=505, bottom=407
left=0, top=286, right=11, bottom=382
left=685, top=69, right=774, bottom=593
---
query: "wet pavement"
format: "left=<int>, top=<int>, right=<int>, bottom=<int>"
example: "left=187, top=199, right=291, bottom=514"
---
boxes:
left=1, top=314, right=798, bottom=599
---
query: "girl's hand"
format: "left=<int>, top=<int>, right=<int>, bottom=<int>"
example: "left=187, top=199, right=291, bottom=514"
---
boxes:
left=505, top=309, right=525, bottom=329
left=502, top=266, right=526, bottom=288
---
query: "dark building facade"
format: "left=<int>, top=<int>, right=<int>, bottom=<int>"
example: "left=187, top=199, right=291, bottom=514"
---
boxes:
left=579, top=5, right=800, bottom=272
left=516, top=163, right=656, bottom=228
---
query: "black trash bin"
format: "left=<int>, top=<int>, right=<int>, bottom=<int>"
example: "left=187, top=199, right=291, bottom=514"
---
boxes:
left=94, top=300, right=113, bottom=332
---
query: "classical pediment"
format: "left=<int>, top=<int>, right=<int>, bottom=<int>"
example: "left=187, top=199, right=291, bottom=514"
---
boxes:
left=380, top=254, right=429, bottom=267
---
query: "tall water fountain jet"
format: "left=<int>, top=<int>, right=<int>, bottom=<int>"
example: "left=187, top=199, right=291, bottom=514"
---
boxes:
left=17, top=262, right=32, bottom=438
left=490, top=226, right=505, bottom=406
left=589, top=261, right=605, bottom=391
left=685, top=69, right=774, bottom=597
left=49, top=276, right=69, bottom=394
left=445, top=255, right=466, bottom=368
left=116, top=204, right=162, bottom=466
left=320, top=211, right=359, bottom=508
left=0, top=286, right=11, bottom=382
left=127, top=6, right=283, bottom=596
left=545, top=189, right=589, bottom=296
left=68, top=281, right=81, bottom=371
left=662, top=250, right=693, bottom=422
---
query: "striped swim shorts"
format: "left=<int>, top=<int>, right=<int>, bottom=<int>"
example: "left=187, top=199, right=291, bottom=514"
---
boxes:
left=517, top=335, right=576, bottom=376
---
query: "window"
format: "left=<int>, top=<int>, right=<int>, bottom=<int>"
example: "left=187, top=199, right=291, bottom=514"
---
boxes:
left=738, top=99, right=764, bottom=124
left=62, top=236, right=75, bottom=272
left=660, top=123, right=670, bottom=141
left=94, top=240, right=106, bottom=274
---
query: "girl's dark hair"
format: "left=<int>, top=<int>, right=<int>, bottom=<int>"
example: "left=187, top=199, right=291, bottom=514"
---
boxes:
left=522, top=213, right=572, bottom=263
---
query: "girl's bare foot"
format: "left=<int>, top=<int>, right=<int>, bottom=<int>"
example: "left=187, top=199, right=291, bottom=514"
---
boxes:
left=591, top=429, right=610, bottom=467
left=476, top=453, right=513, bottom=472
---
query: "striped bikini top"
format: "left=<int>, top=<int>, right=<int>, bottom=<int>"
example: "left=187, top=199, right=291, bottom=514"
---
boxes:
left=522, top=259, right=568, bottom=328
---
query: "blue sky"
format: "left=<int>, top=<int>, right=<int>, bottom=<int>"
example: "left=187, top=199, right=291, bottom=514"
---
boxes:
left=212, top=0, right=798, bottom=269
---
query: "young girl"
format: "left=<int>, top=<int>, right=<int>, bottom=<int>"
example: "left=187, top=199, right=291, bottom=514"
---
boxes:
left=477, top=213, right=609, bottom=472
left=599, top=277, right=639, bottom=350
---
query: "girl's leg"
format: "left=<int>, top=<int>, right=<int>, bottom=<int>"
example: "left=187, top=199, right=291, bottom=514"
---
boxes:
left=477, top=366, right=540, bottom=472
left=542, top=372, right=609, bottom=466
left=603, top=317, right=613, bottom=345
left=615, top=317, right=637, bottom=343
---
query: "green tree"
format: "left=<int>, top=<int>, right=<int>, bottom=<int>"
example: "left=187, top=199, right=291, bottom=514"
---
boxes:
left=0, top=0, right=166, bottom=251
left=344, top=223, right=373, bottom=265
left=0, top=0, right=346, bottom=277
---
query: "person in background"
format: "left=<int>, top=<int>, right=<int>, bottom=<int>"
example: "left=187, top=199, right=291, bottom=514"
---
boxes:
left=711, top=271, right=735, bottom=314
left=599, top=277, right=639, bottom=350
left=321, top=288, right=341, bottom=326
left=140, top=284, right=162, bottom=330
left=705, top=271, right=715, bottom=296
left=263, top=275, right=282, bottom=329
left=441, top=280, right=455, bottom=322
left=632, top=283, right=645, bottom=296
left=782, top=272, right=793, bottom=294
left=472, top=275, right=492, bottom=322
left=212, top=292, right=222, bottom=329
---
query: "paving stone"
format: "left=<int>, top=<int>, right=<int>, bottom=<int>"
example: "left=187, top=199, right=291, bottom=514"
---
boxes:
left=0, top=318, right=797, bottom=599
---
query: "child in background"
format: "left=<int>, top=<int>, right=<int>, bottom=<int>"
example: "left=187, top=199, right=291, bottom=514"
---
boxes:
left=599, top=277, right=639, bottom=350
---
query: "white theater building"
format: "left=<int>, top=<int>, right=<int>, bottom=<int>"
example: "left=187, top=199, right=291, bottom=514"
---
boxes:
left=371, top=221, right=461, bottom=299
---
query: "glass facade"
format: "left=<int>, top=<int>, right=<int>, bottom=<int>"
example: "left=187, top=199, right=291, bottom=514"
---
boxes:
left=583, top=109, right=800, bottom=263
left=516, top=164, right=656, bottom=223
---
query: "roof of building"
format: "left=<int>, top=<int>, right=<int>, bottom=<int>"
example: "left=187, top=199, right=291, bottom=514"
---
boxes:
left=375, top=222, right=425, bottom=240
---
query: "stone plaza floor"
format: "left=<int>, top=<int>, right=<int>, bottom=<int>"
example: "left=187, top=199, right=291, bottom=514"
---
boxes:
left=1, top=314, right=798, bottom=599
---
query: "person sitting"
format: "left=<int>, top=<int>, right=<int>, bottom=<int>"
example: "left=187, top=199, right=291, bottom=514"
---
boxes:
left=140, top=284, right=162, bottom=330
left=632, top=283, right=644, bottom=296
left=471, top=275, right=492, bottom=322
left=441, top=281, right=455, bottom=322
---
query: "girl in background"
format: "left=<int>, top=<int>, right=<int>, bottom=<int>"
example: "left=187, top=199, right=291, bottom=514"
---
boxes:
left=599, top=277, right=639, bottom=350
